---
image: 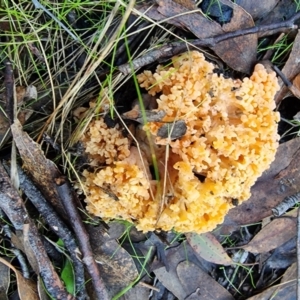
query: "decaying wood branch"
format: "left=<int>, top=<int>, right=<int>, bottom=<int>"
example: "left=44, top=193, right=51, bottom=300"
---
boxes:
left=0, top=162, right=75, bottom=300
left=118, top=11, right=300, bottom=75
left=56, top=178, right=109, bottom=300
left=13, top=163, right=88, bottom=300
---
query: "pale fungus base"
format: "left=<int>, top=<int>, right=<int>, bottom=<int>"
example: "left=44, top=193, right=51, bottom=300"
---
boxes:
left=82, top=51, right=280, bottom=233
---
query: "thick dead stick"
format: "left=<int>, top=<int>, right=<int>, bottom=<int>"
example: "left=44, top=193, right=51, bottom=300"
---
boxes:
left=118, top=11, right=300, bottom=75
left=12, top=164, right=87, bottom=300
left=56, top=178, right=109, bottom=300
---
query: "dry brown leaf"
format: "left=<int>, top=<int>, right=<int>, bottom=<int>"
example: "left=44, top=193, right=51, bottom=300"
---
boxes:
left=282, top=261, right=297, bottom=283
left=156, top=0, right=223, bottom=37
left=16, top=85, right=35, bottom=123
left=258, top=0, right=297, bottom=27
left=122, top=108, right=166, bottom=123
left=117, top=283, right=151, bottom=300
left=138, top=0, right=257, bottom=73
left=87, top=225, right=138, bottom=299
left=177, top=261, right=234, bottom=300
left=211, top=0, right=257, bottom=74
left=10, top=119, right=67, bottom=218
left=16, top=86, right=26, bottom=103
left=154, top=266, right=186, bottom=299
left=222, top=137, right=300, bottom=234
left=236, top=0, right=280, bottom=20
left=242, top=210, right=297, bottom=254
left=153, top=241, right=207, bottom=299
left=0, top=257, right=39, bottom=300
left=137, top=2, right=183, bottom=27
left=288, top=85, right=300, bottom=99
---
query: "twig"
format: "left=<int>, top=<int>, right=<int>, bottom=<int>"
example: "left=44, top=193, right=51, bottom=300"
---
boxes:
left=273, top=65, right=300, bottom=99
left=118, top=11, right=300, bottom=75
left=272, top=192, right=300, bottom=216
left=55, top=177, right=109, bottom=300
left=205, top=11, right=300, bottom=47
left=273, top=65, right=292, bottom=87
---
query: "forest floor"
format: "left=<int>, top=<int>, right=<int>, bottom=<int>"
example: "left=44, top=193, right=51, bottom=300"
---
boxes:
left=0, top=1, right=300, bottom=299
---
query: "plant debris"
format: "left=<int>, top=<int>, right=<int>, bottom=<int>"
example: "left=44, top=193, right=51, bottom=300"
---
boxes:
left=1, top=1, right=300, bottom=299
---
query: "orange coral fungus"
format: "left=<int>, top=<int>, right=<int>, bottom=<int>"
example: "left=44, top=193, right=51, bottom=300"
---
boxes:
left=81, top=118, right=130, bottom=165
left=82, top=161, right=151, bottom=220
left=81, top=51, right=280, bottom=233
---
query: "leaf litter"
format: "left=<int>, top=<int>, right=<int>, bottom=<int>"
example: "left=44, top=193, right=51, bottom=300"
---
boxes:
left=1, top=0, right=300, bottom=299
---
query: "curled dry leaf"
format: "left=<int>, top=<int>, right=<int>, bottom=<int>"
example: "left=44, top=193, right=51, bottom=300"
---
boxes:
left=0, top=257, right=39, bottom=300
